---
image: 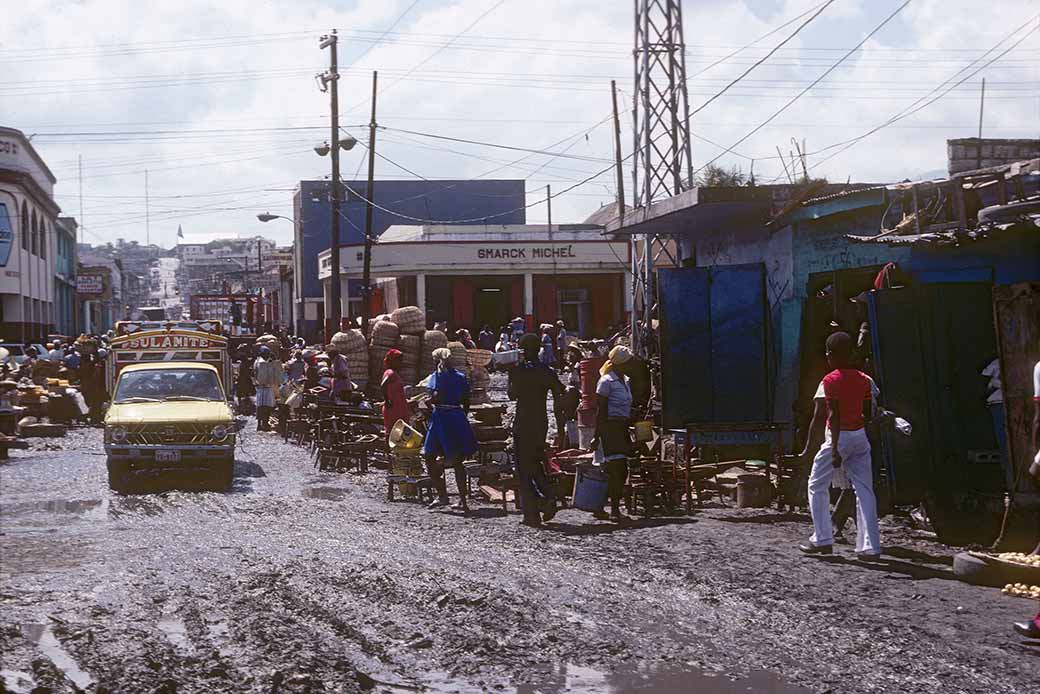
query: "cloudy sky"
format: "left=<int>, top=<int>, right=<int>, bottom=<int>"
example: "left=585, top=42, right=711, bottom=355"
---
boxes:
left=3, top=0, right=1037, bottom=248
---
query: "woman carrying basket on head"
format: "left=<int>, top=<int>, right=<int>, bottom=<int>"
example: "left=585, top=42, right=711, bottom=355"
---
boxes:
left=422, top=347, right=478, bottom=512
left=381, top=349, right=413, bottom=440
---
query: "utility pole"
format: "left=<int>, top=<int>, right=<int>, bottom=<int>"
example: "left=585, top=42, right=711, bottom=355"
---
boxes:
left=611, top=80, right=625, bottom=227
left=976, top=77, right=986, bottom=169
left=257, top=237, right=262, bottom=277
left=78, top=155, right=84, bottom=244
left=361, top=70, right=378, bottom=338
left=320, top=29, right=342, bottom=337
left=546, top=184, right=557, bottom=283
left=144, top=169, right=150, bottom=246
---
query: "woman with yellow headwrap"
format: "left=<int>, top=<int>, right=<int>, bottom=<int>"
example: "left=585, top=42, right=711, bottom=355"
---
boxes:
left=589, top=345, right=635, bottom=521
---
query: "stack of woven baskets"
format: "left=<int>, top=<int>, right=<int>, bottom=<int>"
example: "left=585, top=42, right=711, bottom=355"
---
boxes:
left=447, top=341, right=469, bottom=378
left=368, top=319, right=401, bottom=384
left=420, top=329, right=448, bottom=377
left=330, top=330, right=368, bottom=389
left=466, top=349, right=493, bottom=404
left=397, top=334, right=421, bottom=384
left=390, top=306, right=425, bottom=335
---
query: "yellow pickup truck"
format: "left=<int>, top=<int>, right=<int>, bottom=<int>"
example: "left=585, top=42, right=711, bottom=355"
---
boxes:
left=104, top=322, right=236, bottom=493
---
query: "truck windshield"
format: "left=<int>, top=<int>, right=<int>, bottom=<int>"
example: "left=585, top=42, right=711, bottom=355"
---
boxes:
left=114, top=369, right=224, bottom=403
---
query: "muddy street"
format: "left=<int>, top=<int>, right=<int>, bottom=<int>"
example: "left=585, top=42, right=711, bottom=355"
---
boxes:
left=0, top=425, right=1033, bottom=694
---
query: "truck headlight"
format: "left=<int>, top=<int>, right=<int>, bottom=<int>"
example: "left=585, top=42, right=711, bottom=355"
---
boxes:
left=211, top=424, right=229, bottom=442
left=109, top=426, right=127, bottom=443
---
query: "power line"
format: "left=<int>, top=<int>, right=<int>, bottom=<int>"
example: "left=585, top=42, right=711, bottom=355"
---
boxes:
left=690, top=0, right=915, bottom=179
left=809, top=16, right=1040, bottom=171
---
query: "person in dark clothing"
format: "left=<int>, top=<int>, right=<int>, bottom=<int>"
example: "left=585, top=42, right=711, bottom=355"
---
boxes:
left=508, top=333, right=566, bottom=527
left=235, top=345, right=256, bottom=414
left=624, top=353, right=652, bottom=420
left=477, top=325, right=496, bottom=351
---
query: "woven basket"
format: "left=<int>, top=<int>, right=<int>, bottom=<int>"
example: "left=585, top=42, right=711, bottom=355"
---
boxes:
left=470, top=367, right=491, bottom=389
left=447, top=342, right=468, bottom=372
left=390, top=306, right=426, bottom=335
left=420, top=330, right=449, bottom=373
left=371, top=320, right=400, bottom=348
left=399, top=334, right=421, bottom=366
left=466, top=349, right=493, bottom=368
left=331, top=329, right=366, bottom=354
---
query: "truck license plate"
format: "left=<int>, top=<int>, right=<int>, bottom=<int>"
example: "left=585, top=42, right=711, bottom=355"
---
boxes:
left=155, top=450, right=181, bottom=463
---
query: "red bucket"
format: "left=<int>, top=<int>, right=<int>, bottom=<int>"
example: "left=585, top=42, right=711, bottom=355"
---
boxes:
left=579, top=358, right=606, bottom=395
left=577, top=406, right=598, bottom=427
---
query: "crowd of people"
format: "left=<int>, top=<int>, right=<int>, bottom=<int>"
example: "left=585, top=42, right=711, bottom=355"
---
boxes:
left=1, top=337, right=114, bottom=423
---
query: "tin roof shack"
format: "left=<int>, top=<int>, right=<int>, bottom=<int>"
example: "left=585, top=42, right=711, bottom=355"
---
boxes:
left=841, top=161, right=1038, bottom=546
left=605, top=182, right=894, bottom=432
left=785, top=158, right=1040, bottom=545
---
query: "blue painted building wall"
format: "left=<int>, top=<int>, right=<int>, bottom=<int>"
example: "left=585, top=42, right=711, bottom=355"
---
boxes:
left=293, top=179, right=526, bottom=304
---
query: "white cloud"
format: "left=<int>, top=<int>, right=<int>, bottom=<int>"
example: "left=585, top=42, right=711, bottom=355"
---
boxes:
left=2, top=0, right=1037, bottom=248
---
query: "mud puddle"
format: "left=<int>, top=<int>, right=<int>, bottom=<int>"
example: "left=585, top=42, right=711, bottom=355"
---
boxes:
left=302, top=486, right=350, bottom=501
left=20, top=623, right=94, bottom=690
left=422, top=663, right=812, bottom=694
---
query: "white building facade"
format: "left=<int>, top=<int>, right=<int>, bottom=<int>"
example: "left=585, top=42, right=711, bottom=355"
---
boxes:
left=0, top=127, right=59, bottom=342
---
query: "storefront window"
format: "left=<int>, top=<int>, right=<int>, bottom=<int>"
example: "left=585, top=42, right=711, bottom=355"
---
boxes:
left=21, top=203, right=28, bottom=251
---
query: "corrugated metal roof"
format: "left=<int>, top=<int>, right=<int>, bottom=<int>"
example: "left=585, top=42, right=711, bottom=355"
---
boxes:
left=846, top=216, right=1039, bottom=246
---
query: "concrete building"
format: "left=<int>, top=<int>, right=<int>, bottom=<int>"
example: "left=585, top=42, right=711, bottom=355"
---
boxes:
left=0, top=127, right=59, bottom=341
left=54, top=216, right=78, bottom=337
left=293, top=179, right=527, bottom=338
left=318, top=224, right=630, bottom=336
left=77, top=254, right=123, bottom=334
left=947, top=137, right=1040, bottom=175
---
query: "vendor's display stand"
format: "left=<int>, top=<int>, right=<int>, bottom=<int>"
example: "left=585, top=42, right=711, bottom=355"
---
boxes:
left=676, top=422, right=792, bottom=510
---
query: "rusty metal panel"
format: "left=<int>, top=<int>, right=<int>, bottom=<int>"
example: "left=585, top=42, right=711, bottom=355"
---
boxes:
left=993, top=282, right=1040, bottom=496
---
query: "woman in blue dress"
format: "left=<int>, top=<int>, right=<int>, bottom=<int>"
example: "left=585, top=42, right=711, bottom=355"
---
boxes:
left=423, top=348, right=479, bottom=511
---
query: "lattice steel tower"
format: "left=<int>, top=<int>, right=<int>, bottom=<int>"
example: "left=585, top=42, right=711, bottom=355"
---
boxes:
left=632, top=0, right=693, bottom=207
left=630, top=0, right=693, bottom=355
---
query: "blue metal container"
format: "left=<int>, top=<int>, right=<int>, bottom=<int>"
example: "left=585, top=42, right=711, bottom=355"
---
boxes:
left=572, top=463, right=608, bottom=511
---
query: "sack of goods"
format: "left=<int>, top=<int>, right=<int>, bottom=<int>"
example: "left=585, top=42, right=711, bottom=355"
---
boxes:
left=257, top=333, right=280, bottom=350
left=420, top=330, right=448, bottom=375
left=390, top=306, right=426, bottom=335
left=370, top=319, right=400, bottom=349
left=447, top=341, right=470, bottom=377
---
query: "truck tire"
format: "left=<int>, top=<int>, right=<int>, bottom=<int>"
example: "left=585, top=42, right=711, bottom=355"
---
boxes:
left=107, top=456, right=133, bottom=494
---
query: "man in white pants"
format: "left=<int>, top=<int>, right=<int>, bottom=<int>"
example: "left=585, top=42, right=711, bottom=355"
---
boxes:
left=799, top=332, right=881, bottom=559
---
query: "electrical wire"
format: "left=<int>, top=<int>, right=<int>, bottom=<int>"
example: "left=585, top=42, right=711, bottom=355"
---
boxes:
left=689, top=0, right=835, bottom=117
left=689, top=0, right=915, bottom=180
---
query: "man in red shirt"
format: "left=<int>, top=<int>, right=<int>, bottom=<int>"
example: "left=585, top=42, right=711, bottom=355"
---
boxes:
left=800, top=332, right=881, bottom=559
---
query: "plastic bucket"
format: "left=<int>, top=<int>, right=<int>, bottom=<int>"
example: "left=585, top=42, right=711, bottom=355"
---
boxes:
left=573, top=463, right=608, bottom=511
left=389, top=419, right=423, bottom=449
left=633, top=420, right=653, bottom=442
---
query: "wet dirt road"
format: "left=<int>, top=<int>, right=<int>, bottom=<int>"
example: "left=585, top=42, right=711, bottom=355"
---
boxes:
left=1, top=426, right=1034, bottom=693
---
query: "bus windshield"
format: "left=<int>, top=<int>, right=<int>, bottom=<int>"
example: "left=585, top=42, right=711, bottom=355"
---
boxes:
left=114, top=369, right=224, bottom=403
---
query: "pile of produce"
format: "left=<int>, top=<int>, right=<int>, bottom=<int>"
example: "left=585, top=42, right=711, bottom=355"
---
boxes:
left=997, top=552, right=1040, bottom=568
left=1002, top=583, right=1040, bottom=599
